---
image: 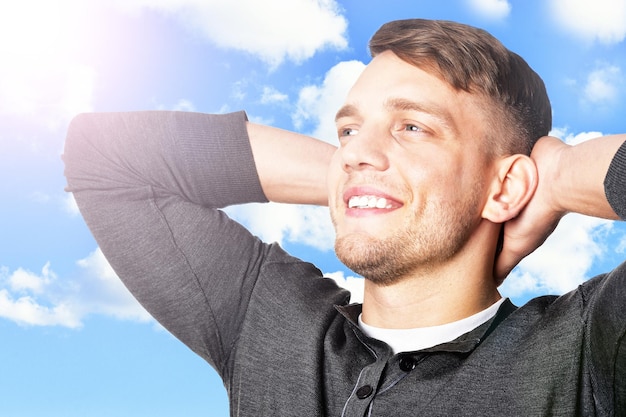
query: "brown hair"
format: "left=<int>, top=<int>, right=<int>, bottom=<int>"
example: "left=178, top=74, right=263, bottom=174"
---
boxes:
left=369, top=19, right=551, bottom=156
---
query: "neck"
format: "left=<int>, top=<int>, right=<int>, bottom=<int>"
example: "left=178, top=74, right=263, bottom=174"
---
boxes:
left=361, top=221, right=502, bottom=329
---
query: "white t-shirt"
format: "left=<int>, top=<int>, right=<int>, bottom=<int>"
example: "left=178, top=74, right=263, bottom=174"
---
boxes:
left=358, top=298, right=506, bottom=354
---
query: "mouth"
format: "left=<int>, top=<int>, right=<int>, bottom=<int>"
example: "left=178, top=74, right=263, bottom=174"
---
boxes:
left=347, top=195, right=394, bottom=209
left=342, top=187, right=403, bottom=213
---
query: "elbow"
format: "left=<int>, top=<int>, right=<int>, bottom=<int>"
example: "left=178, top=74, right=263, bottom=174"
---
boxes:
left=64, top=113, right=93, bottom=160
left=63, top=112, right=100, bottom=191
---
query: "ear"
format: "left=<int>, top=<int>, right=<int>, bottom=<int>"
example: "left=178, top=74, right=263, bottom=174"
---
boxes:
left=482, top=154, right=538, bottom=223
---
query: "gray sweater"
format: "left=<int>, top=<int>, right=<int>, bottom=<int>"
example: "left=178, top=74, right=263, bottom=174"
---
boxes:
left=64, top=111, right=626, bottom=416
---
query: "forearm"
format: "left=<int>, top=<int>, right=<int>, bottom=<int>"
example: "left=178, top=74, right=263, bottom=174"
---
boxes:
left=546, top=134, right=626, bottom=220
left=247, top=122, right=335, bottom=206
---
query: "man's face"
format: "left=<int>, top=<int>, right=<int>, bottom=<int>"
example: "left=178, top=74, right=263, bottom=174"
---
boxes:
left=328, top=50, right=496, bottom=285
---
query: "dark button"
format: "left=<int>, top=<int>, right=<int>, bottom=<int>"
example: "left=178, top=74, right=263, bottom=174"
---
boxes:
left=399, top=356, right=417, bottom=372
left=356, top=384, right=373, bottom=399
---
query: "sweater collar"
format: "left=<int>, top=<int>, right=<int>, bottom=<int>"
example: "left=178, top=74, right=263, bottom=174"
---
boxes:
left=335, top=298, right=518, bottom=355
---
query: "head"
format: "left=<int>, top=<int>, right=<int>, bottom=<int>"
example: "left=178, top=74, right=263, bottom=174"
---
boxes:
left=369, top=19, right=552, bottom=157
left=328, top=19, right=551, bottom=286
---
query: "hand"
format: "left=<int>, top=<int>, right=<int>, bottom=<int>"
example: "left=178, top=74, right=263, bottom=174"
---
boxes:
left=494, top=136, right=568, bottom=283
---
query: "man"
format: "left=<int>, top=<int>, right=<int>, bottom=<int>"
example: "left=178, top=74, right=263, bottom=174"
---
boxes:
left=64, top=19, right=625, bottom=416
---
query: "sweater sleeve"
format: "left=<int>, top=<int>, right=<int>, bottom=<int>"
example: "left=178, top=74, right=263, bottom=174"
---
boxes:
left=583, top=139, right=626, bottom=414
left=604, top=139, right=626, bottom=220
left=63, top=111, right=273, bottom=373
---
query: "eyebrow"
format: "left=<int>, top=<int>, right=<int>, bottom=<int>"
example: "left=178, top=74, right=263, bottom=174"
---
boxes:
left=335, top=104, right=358, bottom=122
left=335, top=98, right=456, bottom=133
left=384, top=98, right=456, bottom=131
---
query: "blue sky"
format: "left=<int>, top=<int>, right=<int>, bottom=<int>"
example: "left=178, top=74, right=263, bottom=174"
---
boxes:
left=1, top=0, right=625, bottom=415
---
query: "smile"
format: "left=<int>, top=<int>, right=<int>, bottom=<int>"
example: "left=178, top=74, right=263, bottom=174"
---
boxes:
left=348, top=195, right=394, bottom=209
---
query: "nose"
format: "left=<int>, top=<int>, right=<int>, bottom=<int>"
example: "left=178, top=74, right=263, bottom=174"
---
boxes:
left=340, top=128, right=390, bottom=173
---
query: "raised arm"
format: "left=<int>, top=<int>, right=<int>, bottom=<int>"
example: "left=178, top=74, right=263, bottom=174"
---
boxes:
left=63, top=111, right=334, bottom=370
left=495, top=134, right=626, bottom=281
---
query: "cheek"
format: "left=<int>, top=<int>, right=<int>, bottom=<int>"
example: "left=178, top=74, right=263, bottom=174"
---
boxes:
left=405, top=157, right=471, bottom=209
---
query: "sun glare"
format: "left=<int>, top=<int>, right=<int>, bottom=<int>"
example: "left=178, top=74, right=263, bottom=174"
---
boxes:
left=0, top=0, right=94, bottom=126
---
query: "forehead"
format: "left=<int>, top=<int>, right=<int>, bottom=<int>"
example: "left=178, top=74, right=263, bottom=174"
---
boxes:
left=339, top=51, right=490, bottom=133
left=336, top=97, right=456, bottom=132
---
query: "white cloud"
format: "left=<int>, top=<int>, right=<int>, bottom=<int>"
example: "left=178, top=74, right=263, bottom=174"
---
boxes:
left=261, top=86, right=289, bottom=105
left=564, top=63, right=626, bottom=110
left=114, top=0, right=348, bottom=67
left=549, top=0, right=626, bottom=44
left=325, top=271, right=364, bottom=303
left=64, top=192, right=80, bottom=216
left=555, top=64, right=623, bottom=109
left=293, top=60, right=366, bottom=143
left=231, top=80, right=249, bottom=102
left=153, top=98, right=199, bottom=113
left=583, top=65, right=622, bottom=105
left=225, top=202, right=335, bottom=251
left=0, top=263, right=82, bottom=327
left=0, top=289, right=81, bottom=328
left=550, top=127, right=604, bottom=145
left=0, top=249, right=151, bottom=328
left=172, top=99, right=196, bottom=112
left=7, top=262, right=55, bottom=295
left=467, top=0, right=511, bottom=20
left=501, top=214, right=613, bottom=298
left=26, top=190, right=83, bottom=219
left=75, top=249, right=152, bottom=322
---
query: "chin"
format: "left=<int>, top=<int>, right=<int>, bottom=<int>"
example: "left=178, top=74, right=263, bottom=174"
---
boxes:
left=335, top=234, right=409, bottom=286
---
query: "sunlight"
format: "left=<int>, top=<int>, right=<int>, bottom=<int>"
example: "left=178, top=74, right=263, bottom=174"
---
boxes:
left=0, top=0, right=94, bottom=126
left=0, top=1, right=68, bottom=56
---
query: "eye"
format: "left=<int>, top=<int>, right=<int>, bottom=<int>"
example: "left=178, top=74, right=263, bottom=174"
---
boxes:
left=392, top=121, right=432, bottom=143
left=339, top=127, right=359, bottom=137
left=404, top=124, right=424, bottom=132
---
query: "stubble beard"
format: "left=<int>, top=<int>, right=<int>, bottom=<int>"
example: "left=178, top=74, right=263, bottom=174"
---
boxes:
left=333, top=195, right=481, bottom=287
left=335, top=230, right=431, bottom=285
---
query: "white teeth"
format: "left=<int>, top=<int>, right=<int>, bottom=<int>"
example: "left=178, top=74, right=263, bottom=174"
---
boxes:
left=348, top=195, right=392, bottom=209
left=375, top=198, right=388, bottom=209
